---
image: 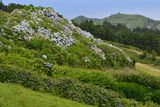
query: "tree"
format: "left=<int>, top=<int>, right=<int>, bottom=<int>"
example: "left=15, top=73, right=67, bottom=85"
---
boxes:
left=74, top=20, right=160, bottom=54
left=0, top=2, right=24, bottom=13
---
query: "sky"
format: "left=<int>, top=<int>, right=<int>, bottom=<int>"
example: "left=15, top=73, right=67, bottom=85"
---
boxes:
left=3, top=0, right=160, bottom=20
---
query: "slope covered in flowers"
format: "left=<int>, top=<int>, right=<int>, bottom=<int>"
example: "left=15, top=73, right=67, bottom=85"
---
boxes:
left=0, top=5, right=133, bottom=69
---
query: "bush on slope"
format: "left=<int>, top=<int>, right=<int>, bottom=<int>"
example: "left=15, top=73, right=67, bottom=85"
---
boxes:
left=0, top=5, right=133, bottom=69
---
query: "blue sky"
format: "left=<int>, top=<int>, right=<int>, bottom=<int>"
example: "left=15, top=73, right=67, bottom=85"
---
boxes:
left=3, top=0, right=160, bottom=20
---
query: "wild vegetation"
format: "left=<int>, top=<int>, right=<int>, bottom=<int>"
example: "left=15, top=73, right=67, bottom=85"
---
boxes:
left=0, top=5, right=133, bottom=69
left=0, top=2, right=25, bottom=13
left=73, top=20, right=160, bottom=55
left=107, top=41, right=160, bottom=67
left=2, top=2, right=159, bottom=56
left=0, top=2, right=160, bottom=107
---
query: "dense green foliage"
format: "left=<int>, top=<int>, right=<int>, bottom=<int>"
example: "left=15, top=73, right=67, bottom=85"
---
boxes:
left=113, top=82, right=149, bottom=101
left=0, top=35, right=159, bottom=106
left=0, top=2, right=25, bottom=13
left=152, top=90, right=160, bottom=104
left=51, top=65, right=160, bottom=104
left=115, top=73, right=160, bottom=90
left=0, top=4, right=159, bottom=107
left=0, top=63, right=160, bottom=106
left=107, top=41, right=160, bottom=66
left=73, top=20, right=160, bottom=54
left=0, top=35, right=131, bottom=70
left=0, top=65, right=137, bottom=107
left=0, top=7, right=133, bottom=69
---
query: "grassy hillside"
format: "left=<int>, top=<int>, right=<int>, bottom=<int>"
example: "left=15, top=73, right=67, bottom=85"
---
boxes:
left=107, top=14, right=160, bottom=29
left=73, top=13, right=160, bottom=30
left=0, top=6, right=133, bottom=69
left=107, top=41, right=160, bottom=67
left=1, top=62, right=160, bottom=107
left=0, top=4, right=160, bottom=107
left=73, top=16, right=105, bottom=25
left=0, top=83, right=92, bottom=107
left=136, top=63, right=160, bottom=76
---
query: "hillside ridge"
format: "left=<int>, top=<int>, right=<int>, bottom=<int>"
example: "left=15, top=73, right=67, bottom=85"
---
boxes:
left=73, top=13, right=160, bottom=30
left=0, top=5, right=133, bottom=68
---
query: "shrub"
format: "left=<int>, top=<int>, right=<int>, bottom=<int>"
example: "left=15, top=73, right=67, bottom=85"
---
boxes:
left=67, top=43, right=103, bottom=68
left=0, top=66, right=43, bottom=91
left=52, top=65, right=158, bottom=102
left=151, top=90, right=160, bottom=104
left=99, top=43, right=132, bottom=68
left=140, top=51, right=148, bottom=59
left=52, top=65, right=114, bottom=89
left=52, top=78, right=123, bottom=107
left=116, top=73, right=160, bottom=90
left=27, top=37, right=52, bottom=50
left=0, top=65, right=123, bottom=107
left=113, top=82, right=150, bottom=101
left=27, top=37, right=44, bottom=50
left=0, top=53, right=48, bottom=74
left=57, top=13, right=63, bottom=18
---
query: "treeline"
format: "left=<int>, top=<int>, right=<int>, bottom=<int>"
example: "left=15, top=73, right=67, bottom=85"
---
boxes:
left=73, top=20, right=160, bottom=55
left=0, top=2, right=24, bottom=13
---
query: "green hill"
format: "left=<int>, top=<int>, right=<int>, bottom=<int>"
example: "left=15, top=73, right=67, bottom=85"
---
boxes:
left=0, top=6, right=133, bottom=69
left=73, top=16, right=105, bottom=25
left=0, top=4, right=160, bottom=107
left=73, top=13, right=160, bottom=30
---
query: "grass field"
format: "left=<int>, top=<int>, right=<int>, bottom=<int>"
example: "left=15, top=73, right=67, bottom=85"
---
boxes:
left=136, top=62, right=160, bottom=76
left=0, top=83, right=92, bottom=107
